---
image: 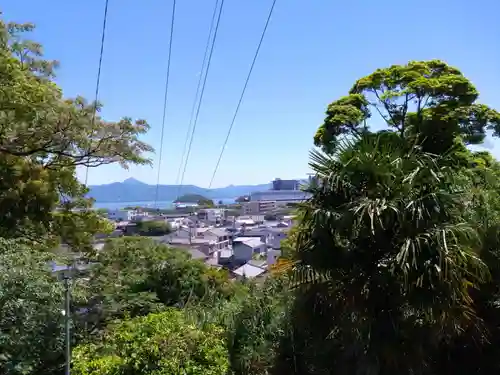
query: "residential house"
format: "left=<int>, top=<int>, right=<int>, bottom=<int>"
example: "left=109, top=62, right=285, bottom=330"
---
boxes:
left=232, top=236, right=267, bottom=263
left=238, top=226, right=288, bottom=250
left=197, top=208, right=226, bottom=224
left=201, top=228, right=230, bottom=250
left=232, top=261, right=267, bottom=279
left=107, top=209, right=149, bottom=222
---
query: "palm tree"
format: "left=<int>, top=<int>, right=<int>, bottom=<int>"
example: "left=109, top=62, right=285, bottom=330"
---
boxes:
left=278, top=134, right=487, bottom=375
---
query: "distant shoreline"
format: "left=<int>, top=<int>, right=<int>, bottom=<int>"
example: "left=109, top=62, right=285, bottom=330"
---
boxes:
left=93, top=198, right=236, bottom=210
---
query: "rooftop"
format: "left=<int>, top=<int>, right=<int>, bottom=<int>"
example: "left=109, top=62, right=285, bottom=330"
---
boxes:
left=233, top=236, right=265, bottom=248
left=206, top=227, right=229, bottom=237
left=233, top=263, right=266, bottom=278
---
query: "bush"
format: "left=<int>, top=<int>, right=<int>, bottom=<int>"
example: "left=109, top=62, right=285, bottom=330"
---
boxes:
left=72, top=309, right=229, bottom=375
left=136, top=220, right=171, bottom=236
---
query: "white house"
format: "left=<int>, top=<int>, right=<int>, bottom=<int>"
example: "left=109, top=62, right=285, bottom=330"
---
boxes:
left=107, top=209, right=149, bottom=222
left=232, top=237, right=267, bottom=263
left=197, top=208, right=226, bottom=224
left=201, top=228, right=230, bottom=250
left=232, top=262, right=266, bottom=279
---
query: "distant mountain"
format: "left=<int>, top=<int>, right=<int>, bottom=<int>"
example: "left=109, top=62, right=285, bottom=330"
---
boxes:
left=87, top=179, right=271, bottom=203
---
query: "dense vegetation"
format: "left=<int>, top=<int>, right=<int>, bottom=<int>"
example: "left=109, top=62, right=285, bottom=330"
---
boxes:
left=3, top=11, right=500, bottom=375
left=175, top=193, right=212, bottom=204
left=135, top=220, right=172, bottom=236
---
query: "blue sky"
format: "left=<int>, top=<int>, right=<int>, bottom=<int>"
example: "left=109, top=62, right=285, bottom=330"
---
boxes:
left=2, top=0, right=500, bottom=187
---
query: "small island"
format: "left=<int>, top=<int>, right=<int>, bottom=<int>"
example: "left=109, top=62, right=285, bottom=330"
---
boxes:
left=175, top=194, right=214, bottom=207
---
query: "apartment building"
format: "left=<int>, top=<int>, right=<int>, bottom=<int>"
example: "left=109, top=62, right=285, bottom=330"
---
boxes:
left=242, top=200, right=277, bottom=214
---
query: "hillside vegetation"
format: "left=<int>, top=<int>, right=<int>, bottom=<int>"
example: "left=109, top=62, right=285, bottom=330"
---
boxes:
left=3, top=11, right=500, bottom=375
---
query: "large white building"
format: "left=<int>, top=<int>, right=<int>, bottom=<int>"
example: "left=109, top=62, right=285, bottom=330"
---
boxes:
left=107, top=209, right=149, bottom=222
left=242, top=200, right=277, bottom=214
left=249, top=190, right=310, bottom=202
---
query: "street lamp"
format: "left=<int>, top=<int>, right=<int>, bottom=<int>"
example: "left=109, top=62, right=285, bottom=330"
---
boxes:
left=55, top=264, right=76, bottom=375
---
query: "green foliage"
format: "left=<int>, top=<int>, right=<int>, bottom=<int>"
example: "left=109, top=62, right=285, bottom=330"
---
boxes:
left=282, top=61, right=500, bottom=374
left=0, top=14, right=153, bottom=251
left=72, top=309, right=229, bottom=375
left=289, top=137, right=487, bottom=372
left=0, top=239, right=65, bottom=375
left=79, top=237, right=235, bottom=335
left=135, top=220, right=172, bottom=236
left=199, top=198, right=215, bottom=207
left=186, top=276, right=291, bottom=375
left=314, top=60, right=500, bottom=156
left=175, top=194, right=208, bottom=203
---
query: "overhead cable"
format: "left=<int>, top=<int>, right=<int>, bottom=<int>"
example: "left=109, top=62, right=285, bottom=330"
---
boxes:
left=84, top=0, right=110, bottom=186
left=153, top=0, right=177, bottom=208
left=175, top=0, right=221, bottom=199
left=208, top=0, right=278, bottom=188
left=177, top=0, right=226, bottom=192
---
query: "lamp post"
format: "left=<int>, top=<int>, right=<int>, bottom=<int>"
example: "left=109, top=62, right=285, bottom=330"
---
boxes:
left=63, top=274, right=71, bottom=375
left=55, top=264, right=74, bottom=375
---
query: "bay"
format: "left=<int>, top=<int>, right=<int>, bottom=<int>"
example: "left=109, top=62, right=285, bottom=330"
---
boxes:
left=93, top=198, right=236, bottom=210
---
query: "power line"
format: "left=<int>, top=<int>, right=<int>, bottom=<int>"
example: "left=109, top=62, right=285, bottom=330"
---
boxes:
left=208, top=0, right=277, bottom=188
left=84, top=0, right=110, bottom=187
left=177, top=0, right=226, bottom=194
left=175, top=0, right=221, bottom=194
left=153, top=0, right=177, bottom=208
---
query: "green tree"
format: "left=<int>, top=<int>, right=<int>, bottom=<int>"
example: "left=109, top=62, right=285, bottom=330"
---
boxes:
left=0, top=239, right=66, bottom=375
left=135, top=220, right=172, bottom=236
left=79, top=237, right=235, bottom=335
left=431, top=150, right=500, bottom=374
left=79, top=238, right=173, bottom=334
left=198, top=197, right=215, bottom=207
left=0, top=15, right=153, bottom=251
left=72, top=309, right=229, bottom=375
left=303, top=60, right=500, bottom=374
left=279, top=136, right=488, bottom=374
left=314, top=60, right=500, bottom=157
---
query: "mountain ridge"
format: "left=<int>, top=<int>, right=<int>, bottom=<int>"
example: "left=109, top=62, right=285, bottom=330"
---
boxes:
left=87, top=179, right=272, bottom=203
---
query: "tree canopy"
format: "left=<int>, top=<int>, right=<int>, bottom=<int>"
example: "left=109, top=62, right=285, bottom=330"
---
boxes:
left=276, top=60, right=500, bottom=374
left=72, top=309, right=229, bottom=375
left=0, top=239, right=66, bottom=375
left=314, top=60, right=500, bottom=157
left=0, top=15, right=153, bottom=251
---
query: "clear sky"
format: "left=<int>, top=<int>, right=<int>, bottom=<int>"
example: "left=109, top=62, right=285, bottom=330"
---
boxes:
left=2, top=0, right=500, bottom=187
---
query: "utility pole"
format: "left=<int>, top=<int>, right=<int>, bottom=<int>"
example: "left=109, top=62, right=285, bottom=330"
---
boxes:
left=64, top=275, right=71, bottom=375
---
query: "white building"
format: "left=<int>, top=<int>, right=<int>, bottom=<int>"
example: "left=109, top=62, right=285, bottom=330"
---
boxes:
left=197, top=208, right=226, bottom=224
left=242, top=201, right=277, bottom=215
left=249, top=190, right=311, bottom=203
left=107, top=209, right=149, bottom=222
left=233, top=261, right=267, bottom=279
left=232, top=237, right=267, bottom=263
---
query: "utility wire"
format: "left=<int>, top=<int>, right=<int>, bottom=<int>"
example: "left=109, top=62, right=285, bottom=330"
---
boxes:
left=84, top=0, right=110, bottom=186
left=175, top=0, right=220, bottom=196
left=153, top=0, right=177, bottom=208
left=177, top=0, right=226, bottom=193
left=208, top=0, right=277, bottom=188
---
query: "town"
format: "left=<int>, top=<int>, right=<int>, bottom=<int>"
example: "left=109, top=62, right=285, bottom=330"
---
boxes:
left=95, top=177, right=311, bottom=280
